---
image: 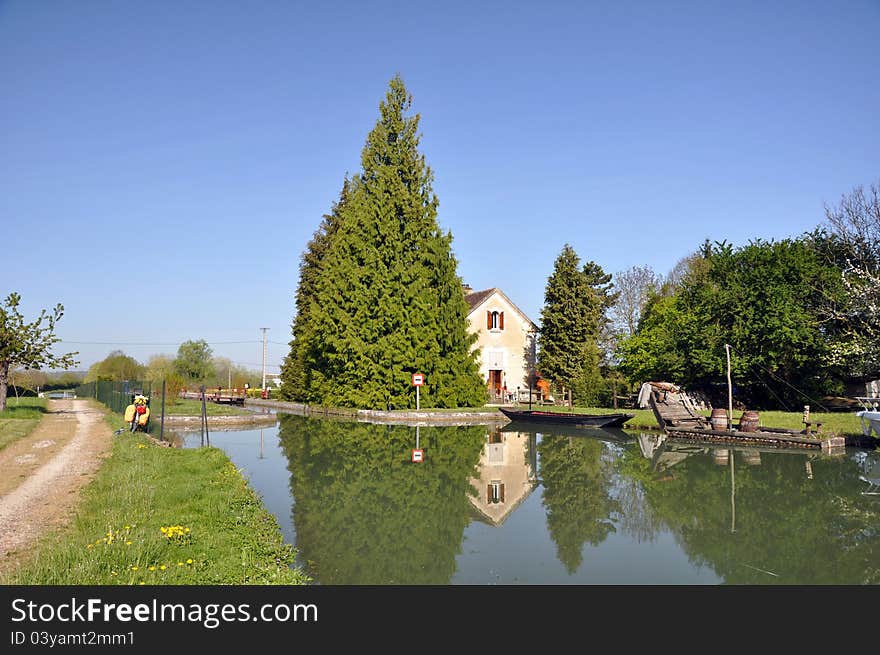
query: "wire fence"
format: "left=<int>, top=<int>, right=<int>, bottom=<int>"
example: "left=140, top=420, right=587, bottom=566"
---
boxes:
left=75, top=379, right=164, bottom=437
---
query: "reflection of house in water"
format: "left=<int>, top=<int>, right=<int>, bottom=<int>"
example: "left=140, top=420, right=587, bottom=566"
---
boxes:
left=469, top=428, right=538, bottom=526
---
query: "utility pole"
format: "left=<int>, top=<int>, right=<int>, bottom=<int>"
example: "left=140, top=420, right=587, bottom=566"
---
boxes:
left=260, top=327, right=269, bottom=391
left=725, top=343, right=733, bottom=430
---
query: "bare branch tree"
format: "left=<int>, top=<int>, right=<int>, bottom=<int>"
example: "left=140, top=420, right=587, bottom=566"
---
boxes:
left=609, top=265, right=661, bottom=337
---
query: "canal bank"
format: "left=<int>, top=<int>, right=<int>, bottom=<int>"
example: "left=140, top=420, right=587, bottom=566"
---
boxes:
left=244, top=397, right=508, bottom=426
left=162, top=412, right=278, bottom=429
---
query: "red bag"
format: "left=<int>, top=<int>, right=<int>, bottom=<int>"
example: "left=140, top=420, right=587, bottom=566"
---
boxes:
left=136, top=405, right=146, bottom=415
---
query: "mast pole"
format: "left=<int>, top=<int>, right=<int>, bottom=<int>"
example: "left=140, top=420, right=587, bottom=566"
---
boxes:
left=725, top=343, right=733, bottom=431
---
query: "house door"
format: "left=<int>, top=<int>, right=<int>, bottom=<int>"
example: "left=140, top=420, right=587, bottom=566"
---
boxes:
left=488, top=370, right=503, bottom=399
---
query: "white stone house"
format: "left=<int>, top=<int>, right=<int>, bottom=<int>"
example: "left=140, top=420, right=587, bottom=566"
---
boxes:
left=463, top=286, right=537, bottom=402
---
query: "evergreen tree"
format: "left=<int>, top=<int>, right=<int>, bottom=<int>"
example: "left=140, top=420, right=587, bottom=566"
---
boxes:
left=279, top=178, right=354, bottom=401
left=299, top=76, right=484, bottom=409
left=538, top=245, right=613, bottom=405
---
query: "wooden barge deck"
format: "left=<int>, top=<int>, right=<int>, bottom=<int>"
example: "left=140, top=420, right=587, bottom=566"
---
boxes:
left=645, top=382, right=850, bottom=452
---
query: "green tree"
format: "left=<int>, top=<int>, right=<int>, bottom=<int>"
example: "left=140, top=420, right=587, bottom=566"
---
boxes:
left=145, top=354, right=175, bottom=385
left=538, top=245, right=613, bottom=405
left=298, top=76, right=485, bottom=409
left=84, top=350, right=145, bottom=382
left=174, top=339, right=213, bottom=383
left=0, top=292, right=78, bottom=411
left=280, top=177, right=354, bottom=401
left=617, top=239, right=846, bottom=408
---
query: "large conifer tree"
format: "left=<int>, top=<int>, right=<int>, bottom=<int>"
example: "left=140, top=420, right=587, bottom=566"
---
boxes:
left=296, top=76, right=484, bottom=409
left=538, top=244, right=613, bottom=405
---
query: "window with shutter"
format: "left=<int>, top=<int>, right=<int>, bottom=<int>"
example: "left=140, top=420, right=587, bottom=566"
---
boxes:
left=499, top=311, right=504, bottom=330
left=487, top=311, right=492, bottom=329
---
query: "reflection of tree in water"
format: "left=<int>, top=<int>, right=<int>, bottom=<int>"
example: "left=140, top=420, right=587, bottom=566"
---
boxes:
left=538, top=435, right=619, bottom=573
left=616, top=444, right=880, bottom=584
left=277, top=414, right=485, bottom=584
left=615, top=475, right=663, bottom=544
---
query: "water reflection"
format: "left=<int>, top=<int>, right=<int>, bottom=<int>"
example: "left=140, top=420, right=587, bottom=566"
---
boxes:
left=468, top=427, right=537, bottom=526
left=185, top=414, right=880, bottom=584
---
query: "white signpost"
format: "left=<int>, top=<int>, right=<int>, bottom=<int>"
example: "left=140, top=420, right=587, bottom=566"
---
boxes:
left=412, top=372, right=424, bottom=410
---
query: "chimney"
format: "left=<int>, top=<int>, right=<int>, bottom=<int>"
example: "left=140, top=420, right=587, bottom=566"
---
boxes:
left=462, top=283, right=473, bottom=295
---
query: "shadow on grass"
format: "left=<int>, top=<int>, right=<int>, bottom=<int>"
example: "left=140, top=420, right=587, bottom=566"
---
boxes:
left=0, top=399, right=49, bottom=419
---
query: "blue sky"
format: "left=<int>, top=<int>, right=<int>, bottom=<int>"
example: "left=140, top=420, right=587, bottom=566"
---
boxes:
left=2, top=1, right=878, bottom=372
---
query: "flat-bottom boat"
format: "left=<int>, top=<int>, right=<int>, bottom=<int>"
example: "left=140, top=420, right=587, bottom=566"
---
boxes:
left=856, top=397, right=880, bottom=439
left=498, top=407, right=634, bottom=428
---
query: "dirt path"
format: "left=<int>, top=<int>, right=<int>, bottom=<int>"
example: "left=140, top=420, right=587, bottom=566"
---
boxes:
left=0, top=399, right=112, bottom=578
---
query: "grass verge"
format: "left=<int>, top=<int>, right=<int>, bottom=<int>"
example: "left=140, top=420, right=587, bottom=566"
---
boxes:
left=3, top=414, right=309, bottom=585
left=0, top=397, right=48, bottom=451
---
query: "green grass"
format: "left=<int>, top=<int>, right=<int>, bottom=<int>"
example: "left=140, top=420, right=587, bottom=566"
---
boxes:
left=0, top=396, right=48, bottom=419
left=4, top=421, right=310, bottom=585
left=0, top=397, right=48, bottom=451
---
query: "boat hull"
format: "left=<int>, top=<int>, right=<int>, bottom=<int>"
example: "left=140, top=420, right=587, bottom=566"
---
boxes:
left=498, top=408, right=634, bottom=428
left=857, top=410, right=880, bottom=438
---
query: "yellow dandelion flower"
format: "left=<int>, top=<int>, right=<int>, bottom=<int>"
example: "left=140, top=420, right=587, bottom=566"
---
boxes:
left=87, top=544, right=93, bottom=549
left=159, top=565, right=166, bottom=570
left=186, top=558, right=193, bottom=564
left=138, top=581, right=145, bottom=585
left=124, top=525, right=131, bottom=530
left=177, top=562, right=183, bottom=566
left=125, top=541, right=132, bottom=546
left=131, top=566, right=139, bottom=571
left=148, top=566, right=156, bottom=571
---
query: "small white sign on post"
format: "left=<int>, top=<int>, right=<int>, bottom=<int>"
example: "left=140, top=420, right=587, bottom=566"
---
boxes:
left=412, top=373, right=424, bottom=410
left=412, top=449, right=424, bottom=463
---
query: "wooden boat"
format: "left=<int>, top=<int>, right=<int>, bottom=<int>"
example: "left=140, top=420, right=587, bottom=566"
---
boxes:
left=498, top=407, right=634, bottom=428
left=644, top=381, right=844, bottom=451
left=643, top=345, right=869, bottom=452
left=855, top=396, right=880, bottom=439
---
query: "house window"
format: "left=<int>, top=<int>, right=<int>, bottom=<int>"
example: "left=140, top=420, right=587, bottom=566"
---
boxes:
left=487, top=481, right=505, bottom=504
left=486, top=310, right=505, bottom=330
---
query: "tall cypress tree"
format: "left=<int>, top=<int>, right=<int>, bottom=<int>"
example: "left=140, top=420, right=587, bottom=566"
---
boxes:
left=301, top=76, right=484, bottom=409
left=538, top=244, right=613, bottom=405
left=279, top=177, right=354, bottom=401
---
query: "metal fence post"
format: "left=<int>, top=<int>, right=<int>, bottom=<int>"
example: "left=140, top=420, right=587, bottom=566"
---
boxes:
left=160, top=379, right=166, bottom=442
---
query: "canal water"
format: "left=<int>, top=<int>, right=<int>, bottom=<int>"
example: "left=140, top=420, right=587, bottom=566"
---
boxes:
left=179, top=412, right=880, bottom=585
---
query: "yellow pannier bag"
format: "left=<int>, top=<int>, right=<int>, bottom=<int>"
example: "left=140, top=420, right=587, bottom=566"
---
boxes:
left=124, top=404, right=137, bottom=422
left=137, top=407, right=150, bottom=426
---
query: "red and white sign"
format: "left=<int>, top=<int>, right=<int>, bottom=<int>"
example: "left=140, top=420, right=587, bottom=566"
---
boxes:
left=411, top=373, right=425, bottom=386
left=412, top=449, right=424, bottom=463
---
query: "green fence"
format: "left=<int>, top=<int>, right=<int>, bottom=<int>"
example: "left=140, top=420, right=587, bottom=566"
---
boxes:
left=75, top=379, right=163, bottom=436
